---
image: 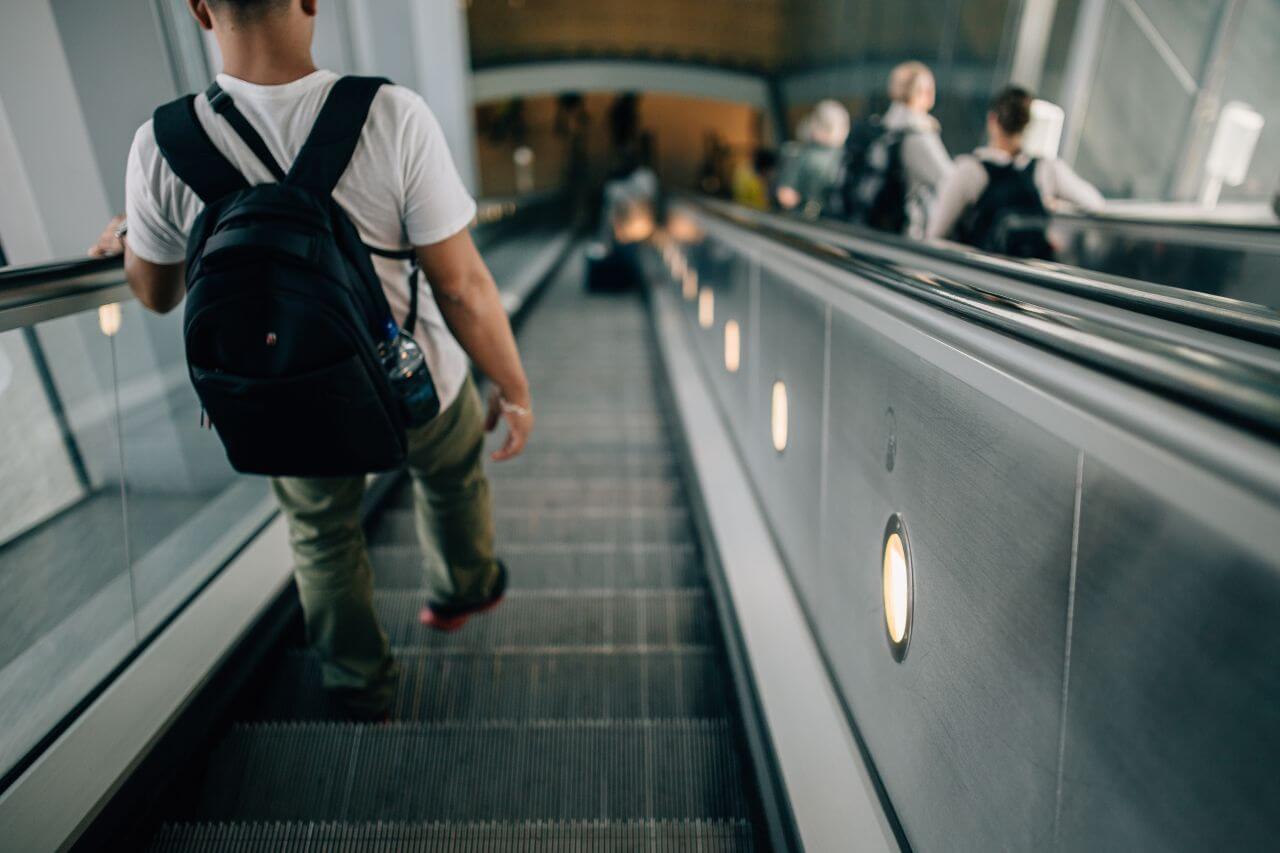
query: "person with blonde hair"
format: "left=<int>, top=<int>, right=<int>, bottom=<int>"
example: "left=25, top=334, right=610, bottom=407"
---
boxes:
left=775, top=99, right=850, bottom=216
left=881, top=61, right=953, bottom=235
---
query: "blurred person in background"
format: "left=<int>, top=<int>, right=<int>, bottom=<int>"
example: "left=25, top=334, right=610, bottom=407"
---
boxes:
left=732, top=148, right=778, bottom=210
left=881, top=61, right=952, bottom=236
left=776, top=100, right=850, bottom=218
left=928, top=85, right=1104, bottom=259
left=832, top=61, right=952, bottom=236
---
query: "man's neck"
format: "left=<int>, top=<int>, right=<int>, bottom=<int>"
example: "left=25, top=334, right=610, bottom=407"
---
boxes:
left=217, top=32, right=316, bottom=86
left=991, top=136, right=1022, bottom=156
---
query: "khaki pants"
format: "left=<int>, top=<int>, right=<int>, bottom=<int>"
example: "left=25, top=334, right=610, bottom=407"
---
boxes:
left=271, top=375, right=500, bottom=713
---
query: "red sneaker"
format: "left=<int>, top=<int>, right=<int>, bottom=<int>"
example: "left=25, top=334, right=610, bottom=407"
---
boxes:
left=419, top=561, right=509, bottom=632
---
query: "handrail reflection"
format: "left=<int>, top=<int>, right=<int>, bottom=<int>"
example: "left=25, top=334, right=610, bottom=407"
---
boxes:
left=677, top=197, right=1280, bottom=439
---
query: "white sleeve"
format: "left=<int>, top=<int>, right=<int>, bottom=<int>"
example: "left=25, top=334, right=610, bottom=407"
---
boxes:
left=124, top=122, right=188, bottom=265
left=1049, top=159, right=1106, bottom=213
left=926, top=156, right=985, bottom=240
left=397, top=92, right=478, bottom=247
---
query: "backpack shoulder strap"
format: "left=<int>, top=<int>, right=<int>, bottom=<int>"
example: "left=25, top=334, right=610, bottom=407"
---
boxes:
left=153, top=94, right=249, bottom=203
left=206, top=82, right=287, bottom=182
left=286, top=76, right=390, bottom=194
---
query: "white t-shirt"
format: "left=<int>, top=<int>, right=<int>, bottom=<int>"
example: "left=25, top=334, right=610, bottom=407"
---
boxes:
left=125, top=69, right=477, bottom=410
left=926, top=146, right=1106, bottom=241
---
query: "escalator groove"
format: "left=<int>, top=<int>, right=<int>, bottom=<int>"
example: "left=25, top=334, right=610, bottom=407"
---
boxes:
left=147, top=252, right=764, bottom=850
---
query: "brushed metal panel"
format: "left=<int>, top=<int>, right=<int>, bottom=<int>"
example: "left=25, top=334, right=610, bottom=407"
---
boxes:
left=741, top=272, right=827, bottom=604
left=689, top=238, right=754, bottom=420
left=818, top=311, right=1078, bottom=852
left=1059, top=459, right=1280, bottom=851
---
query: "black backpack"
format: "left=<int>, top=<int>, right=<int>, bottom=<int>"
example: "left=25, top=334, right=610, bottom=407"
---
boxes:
left=959, top=158, right=1055, bottom=260
left=154, top=76, right=427, bottom=477
left=832, top=117, right=910, bottom=233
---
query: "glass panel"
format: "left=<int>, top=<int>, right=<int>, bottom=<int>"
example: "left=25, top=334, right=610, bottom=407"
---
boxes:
left=1216, top=1, right=1280, bottom=202
left=114, top=307, right=272, bottom=639
left=954, top=0, right=1016, bottom=62
left=1040, top=0, right=1082, bottom=102
left=1132, top=0, right=1224, bottom=79
left=1073, top=2, right=1194, bottom=199
left=0, top=306, right=132, bottom=780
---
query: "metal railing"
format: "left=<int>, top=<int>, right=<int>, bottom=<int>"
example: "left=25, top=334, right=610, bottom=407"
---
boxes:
left=687, top=197, right=1280, bottom=439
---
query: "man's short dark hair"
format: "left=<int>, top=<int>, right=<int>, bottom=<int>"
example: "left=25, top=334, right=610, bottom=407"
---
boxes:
left=990, top=85, right=1033, bottom=136
left=206, top=0, right=290, bottom=21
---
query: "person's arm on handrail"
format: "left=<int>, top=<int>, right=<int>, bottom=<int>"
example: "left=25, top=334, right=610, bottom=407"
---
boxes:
left=89, top=214, right=185, bottom=313
left=416, top=227, right=533, bottom=462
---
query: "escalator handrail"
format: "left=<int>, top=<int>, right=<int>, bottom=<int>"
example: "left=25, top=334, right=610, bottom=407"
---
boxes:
left=0, top=192, right=567, bottom=327
left=1053, top=207, right=1280, bottom=237
left=681, top=197, right=1280, bottom=441
left=699, top=198, right=1280, bottom=347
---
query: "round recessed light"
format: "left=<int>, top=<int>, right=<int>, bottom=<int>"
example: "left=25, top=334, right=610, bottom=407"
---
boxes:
left=698, top=287, right=715, bottom=328
left=881, top=514, right=913, bottom=661
left=771, top=380, right=788, bottom=452
left=98, top=303, right=122, bottom=337
left=724, top=320, right=741, bottom=373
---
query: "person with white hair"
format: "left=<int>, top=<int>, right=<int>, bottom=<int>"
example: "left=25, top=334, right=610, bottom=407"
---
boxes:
left=775, top=99, right=851, bottom=216
left=882, top=61, right=953, bottom=235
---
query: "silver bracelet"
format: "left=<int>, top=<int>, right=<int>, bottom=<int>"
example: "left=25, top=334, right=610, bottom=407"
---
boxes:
left=499, top=397, right=532, bottom=418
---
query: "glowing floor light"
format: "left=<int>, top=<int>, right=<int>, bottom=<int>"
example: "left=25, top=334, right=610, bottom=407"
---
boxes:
left=98, top=303, right=122, bottom=337
left=698, top=287, right=715, bottom=328
left=771, top=381, right=788, bottom=452
left=724, top=320, right=741, bottom=373
left=881, top=515, right=913, bottom=661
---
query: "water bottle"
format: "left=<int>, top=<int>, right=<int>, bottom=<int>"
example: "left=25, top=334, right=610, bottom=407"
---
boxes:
left=379, top=320, right=440, bottom=427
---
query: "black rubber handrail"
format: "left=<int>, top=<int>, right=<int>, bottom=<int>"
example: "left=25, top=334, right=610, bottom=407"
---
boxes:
left=0, top=192, right=566, bottom=321
left=699, top=198, right=1280, bottom=347
left=684, top=198, right=1280, bottom=440
left=1053, top=207, right=1280, bottom=235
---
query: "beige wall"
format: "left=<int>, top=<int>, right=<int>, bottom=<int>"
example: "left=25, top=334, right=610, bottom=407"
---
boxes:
left=468, top=0, right=1014, bottom=72
left=475, top=92, right=763, bottom=197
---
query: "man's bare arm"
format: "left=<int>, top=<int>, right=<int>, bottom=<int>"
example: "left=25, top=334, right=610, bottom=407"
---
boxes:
left=415, top=227, right=532, bottom=461
left=90, top=215, right=185, bottom=313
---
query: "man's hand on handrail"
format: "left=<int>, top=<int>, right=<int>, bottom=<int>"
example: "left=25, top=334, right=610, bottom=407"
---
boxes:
left=90, top=215, right=185, bottom=313
left=88, top=215, right=127, bottom=258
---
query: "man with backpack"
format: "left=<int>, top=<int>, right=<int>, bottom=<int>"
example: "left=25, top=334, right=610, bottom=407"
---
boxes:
left=89, top=0, right=533, bottom=719
left=835, top=61, right=953, bottom=236
left=927, top=85, right=1105, bottom=259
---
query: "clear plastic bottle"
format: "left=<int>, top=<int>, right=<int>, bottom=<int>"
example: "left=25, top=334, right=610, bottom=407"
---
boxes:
left=378, top=320, right=440, bottom=427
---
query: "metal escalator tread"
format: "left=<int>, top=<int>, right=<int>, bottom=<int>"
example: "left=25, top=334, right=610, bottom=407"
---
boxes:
left=150, top=818, right=756, bottom=851
left=369, top=505, right=695, bottom=547
left=368, top=542, right=702, bottom=590
left=372, top=589, right=718, bottom=648
left=253, top=647, right=731, bottom=721
left=148, top=252, right=763, bottom=850
left=195, top=720, right=750, bottom=821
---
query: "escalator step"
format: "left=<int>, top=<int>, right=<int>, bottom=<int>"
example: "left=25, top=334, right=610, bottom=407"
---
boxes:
left=386, top=477, right=686, bottom=514
left=491, top=476, right=686, bottom=510
left=368, top=542, right=702, bottom=590
left=253, top=647, right=730, bottom=721
left=486, top=425, right=669, bottom=449
left=373, top=590, right=717, bottom=648
left=195, top=720, right=751, bottom=822
left=483, top=448, right=680, bottom=480
left=369, top=506, right=694, bottom=547
left=150, top=819, right=756, bottom=852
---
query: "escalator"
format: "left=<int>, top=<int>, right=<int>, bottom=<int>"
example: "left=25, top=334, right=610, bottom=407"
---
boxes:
left=144, top=253, right=768, bottom=850
left=9, top=188, right=1280, bottom=851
